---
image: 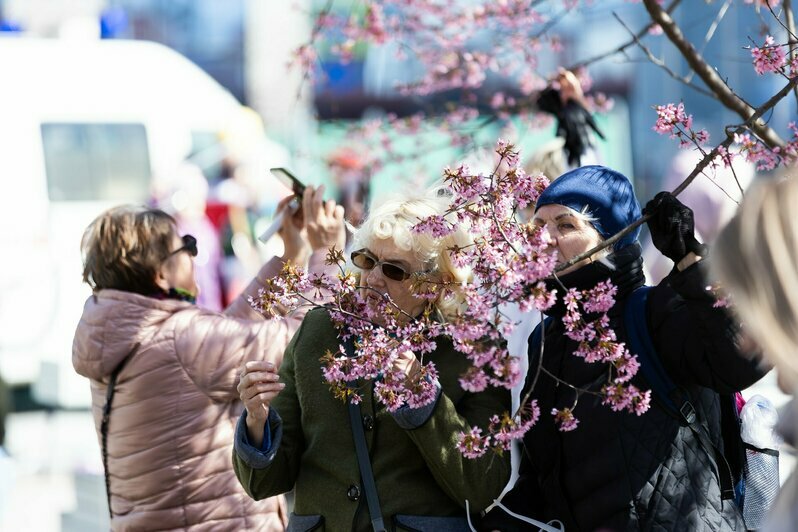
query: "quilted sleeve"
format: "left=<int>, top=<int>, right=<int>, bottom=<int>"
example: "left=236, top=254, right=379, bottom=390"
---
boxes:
left=646, top=259, right=768, bottom=392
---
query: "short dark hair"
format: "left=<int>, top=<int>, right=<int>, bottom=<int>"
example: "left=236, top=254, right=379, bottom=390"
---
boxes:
left=81, top=205, right=177, bottom=295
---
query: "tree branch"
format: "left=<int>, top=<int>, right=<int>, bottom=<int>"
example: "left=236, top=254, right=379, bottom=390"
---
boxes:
left=782, top=0, right=798, bottom=107
left=642, top=0, right=784, bottom=148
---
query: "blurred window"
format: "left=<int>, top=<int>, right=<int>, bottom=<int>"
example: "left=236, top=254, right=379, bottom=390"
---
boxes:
left=41, top=123, right=151, bottom=202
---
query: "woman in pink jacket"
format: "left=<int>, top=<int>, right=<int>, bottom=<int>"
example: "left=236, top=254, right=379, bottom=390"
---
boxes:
left=72, top=186, right=345, bottom=531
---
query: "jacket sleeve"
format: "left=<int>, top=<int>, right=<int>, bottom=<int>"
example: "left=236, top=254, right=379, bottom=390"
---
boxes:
left=402, top=382, right=512, bottom=513
left=174, top=252, right=336, bottom=402
left=232, top=326, right=304, bottom=499
left=648, top=259, right=768, bottom=392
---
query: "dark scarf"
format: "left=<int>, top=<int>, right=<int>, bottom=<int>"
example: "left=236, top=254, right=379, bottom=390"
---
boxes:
left=544, top=242, right=645, bottom=319
left=151, top=287, right=197, bottom=305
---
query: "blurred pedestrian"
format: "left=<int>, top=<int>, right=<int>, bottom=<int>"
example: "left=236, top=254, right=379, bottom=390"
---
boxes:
left=72, top=186, right=345, bottom=531
left=233, top=187, right=511, bottom=531
left=536, top=68, right=604, bottom=168
left=483, top=165, right=765, bottom=531
left=711, top=175, right=798, bottom=532
left=328, top=146, right=372, bottom=247
left=154, top=162, right=225, bottom=311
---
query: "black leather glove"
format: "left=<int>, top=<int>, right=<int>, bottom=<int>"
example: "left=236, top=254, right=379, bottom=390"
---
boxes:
left=536, top=88, right=605, bottom=167
left=643, top=191, right=707, bottom=263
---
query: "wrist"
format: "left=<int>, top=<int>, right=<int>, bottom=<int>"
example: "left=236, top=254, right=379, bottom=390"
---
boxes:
left=676, top=251, right=702, bottom=272
left=246, top=410, right=267, bottom=448
left=281, top=246, right=310, bottom=266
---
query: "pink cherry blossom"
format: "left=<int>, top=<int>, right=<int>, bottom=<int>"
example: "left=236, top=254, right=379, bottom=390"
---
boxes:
left=751, top=36, right=787, bottom=75
left=552, top=407, right=580, bottom=432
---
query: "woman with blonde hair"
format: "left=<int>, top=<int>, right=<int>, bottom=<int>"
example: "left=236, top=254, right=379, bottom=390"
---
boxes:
left=234, top=187, right=511, bottom=531
left=73, top=186, right=345, bottom=531
left=712, top=175, right=798, bottom=532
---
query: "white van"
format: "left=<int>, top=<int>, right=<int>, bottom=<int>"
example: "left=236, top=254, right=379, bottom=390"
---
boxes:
left=0, top=37, right=281, bottom=408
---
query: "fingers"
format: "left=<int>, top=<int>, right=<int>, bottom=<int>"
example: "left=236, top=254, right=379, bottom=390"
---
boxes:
left=242, top=380, right=285, bottom=402
left=241, top=360, right=275, bottom=374
left=276, top=195, right=295, bottom=212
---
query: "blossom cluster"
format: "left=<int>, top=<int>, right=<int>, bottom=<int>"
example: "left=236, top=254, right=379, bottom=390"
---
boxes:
left=732, top=123, right=798, bottom=172
left=551, top=281, right=651, bottom=429
left=751, top=35, right=789, bottom=76
left=653, top=102, right=710, bottom=148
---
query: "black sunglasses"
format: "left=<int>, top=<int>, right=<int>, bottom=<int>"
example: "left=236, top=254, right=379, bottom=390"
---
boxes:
left=351, top=249, right=419, bottom=282
left=169, top=234, right=198, bottom=258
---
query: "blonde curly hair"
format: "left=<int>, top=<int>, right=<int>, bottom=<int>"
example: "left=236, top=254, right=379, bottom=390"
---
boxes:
left=350, top=186, right=473, bottom=321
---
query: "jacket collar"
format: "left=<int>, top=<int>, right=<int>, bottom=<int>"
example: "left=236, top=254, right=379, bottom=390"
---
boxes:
left=544, top=243, right=645, bottom=319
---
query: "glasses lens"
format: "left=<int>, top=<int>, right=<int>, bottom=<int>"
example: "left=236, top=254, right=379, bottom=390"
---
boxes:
left=351, top=250, right=375, bottom=270
left=182, top=235, right=198, bottom=257
left=381, top=263, right=409, bottom=281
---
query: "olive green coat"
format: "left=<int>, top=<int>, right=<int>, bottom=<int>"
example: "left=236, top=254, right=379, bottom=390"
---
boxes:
left=233, top=308, right=511, bottom=531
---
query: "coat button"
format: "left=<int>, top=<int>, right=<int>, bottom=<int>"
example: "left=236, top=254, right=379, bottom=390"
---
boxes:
left=362, top=414, right=374, bottom=431
left=347, top=484, right=361, bottom=501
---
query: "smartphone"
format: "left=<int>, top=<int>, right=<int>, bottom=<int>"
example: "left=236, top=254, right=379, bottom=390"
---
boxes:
left=270, top=167, right=306, bottom=196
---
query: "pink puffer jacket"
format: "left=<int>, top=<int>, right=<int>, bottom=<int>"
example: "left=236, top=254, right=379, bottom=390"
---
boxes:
left=73, top=255, right=332, bottom=531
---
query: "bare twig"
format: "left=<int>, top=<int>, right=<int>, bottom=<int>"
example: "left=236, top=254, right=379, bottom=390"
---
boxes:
left=554, top=75, right=798, bottom=273
left=684, top=0, right=732, bottom=84
left=642, top=0, right=785, bottom=148
left=613, top=13, right=716, bottom=98
left=570, top=0, right=682, bottom=70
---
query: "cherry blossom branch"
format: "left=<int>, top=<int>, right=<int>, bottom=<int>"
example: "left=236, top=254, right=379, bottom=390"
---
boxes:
left=642, top=0, right=785, bottom=148
left=554, top=75, right=798, bottom=273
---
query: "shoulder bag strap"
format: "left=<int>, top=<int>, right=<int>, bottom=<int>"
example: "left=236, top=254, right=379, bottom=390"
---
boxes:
left=342, top=336, right=386, bottom=532
left=100, top=342, right=139, bottom=519
left=348, top=400, right=387, bottom=532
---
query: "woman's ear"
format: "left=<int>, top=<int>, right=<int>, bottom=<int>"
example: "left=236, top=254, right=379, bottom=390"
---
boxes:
left=154, top=265, right=170, bottom=293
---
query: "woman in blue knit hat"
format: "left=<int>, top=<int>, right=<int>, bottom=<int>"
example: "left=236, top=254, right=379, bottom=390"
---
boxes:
left=483, top=165, right=766, bottom=531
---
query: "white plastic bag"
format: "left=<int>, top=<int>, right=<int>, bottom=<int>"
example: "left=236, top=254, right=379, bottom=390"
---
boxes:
left=740, top=394, right=780, bottom=450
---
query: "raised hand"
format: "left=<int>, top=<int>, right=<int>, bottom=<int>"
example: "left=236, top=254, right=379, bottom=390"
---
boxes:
left=238, top=360, right=284, bottom=448
left=302, top=185, right=346, bottom=253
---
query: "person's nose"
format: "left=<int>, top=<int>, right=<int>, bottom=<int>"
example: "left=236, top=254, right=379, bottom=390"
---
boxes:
left=365, top=264, right=387, bottom=288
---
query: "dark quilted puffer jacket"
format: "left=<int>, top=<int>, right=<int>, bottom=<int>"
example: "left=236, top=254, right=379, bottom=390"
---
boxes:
left=484, top=244, right=766, bottom=532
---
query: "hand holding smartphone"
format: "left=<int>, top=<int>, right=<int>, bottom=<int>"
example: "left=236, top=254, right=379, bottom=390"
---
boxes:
left=257, top=168, right=306, bottom=243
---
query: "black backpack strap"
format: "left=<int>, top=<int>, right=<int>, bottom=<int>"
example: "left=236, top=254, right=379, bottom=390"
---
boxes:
left=528, top=316, right=554, bottom=360
left=342, top=337, right=386, bottom=532
left=100, top=343, right=140, bottom=518
left=624, top=287, right=735, bottom=500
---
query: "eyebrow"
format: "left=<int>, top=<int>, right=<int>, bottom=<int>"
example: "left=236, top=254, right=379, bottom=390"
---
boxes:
left=364, top=249, right=412, bottom=269
left=533, top=212, right=577, bottom=225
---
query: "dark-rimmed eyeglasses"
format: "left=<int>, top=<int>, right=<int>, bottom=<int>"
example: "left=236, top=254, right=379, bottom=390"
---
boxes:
left=169, top=234, right=198, bottom=258
left=351, top=248, right=422, bottom=282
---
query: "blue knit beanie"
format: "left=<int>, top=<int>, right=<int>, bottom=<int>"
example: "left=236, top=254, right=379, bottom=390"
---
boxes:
left=535, top=165, right=641, bottom=250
